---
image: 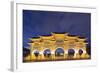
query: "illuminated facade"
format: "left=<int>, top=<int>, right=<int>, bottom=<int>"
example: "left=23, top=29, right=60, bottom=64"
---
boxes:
left=24, top=32, right=90, bottom=62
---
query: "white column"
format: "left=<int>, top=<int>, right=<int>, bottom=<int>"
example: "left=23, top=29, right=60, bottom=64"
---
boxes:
left=83, top=50, right=86, bottom=54
left=74, top=49, right=78, bottom=58
left=65, top=50, right=68, bottom=54
left=51, top=50, right=55, bottom=54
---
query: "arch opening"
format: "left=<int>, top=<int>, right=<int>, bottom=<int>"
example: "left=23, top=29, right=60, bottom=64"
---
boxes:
left=43, top=49, right=51, bottom=58
left=55, top=48, right=64, bottom=57
left=34, top=50, right=39, bottom=57
left=68, top=49, right=75, bottom=58
left=79, top=49, right=83, bottom=55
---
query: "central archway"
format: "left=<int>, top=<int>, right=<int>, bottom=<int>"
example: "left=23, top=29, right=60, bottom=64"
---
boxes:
left=43, top=49, right=51, bottom=58
left=55, top=48, right=64, bottom=57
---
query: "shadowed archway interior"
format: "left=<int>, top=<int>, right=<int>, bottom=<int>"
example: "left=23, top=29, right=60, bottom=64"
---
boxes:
left=55, top=48, right=64, bottom=57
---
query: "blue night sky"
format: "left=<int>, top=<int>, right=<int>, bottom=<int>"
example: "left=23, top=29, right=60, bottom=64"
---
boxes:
left=23, top=10, right=91, bottom=48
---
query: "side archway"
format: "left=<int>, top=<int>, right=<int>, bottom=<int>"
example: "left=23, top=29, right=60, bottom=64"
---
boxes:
left=78, top=49, right=83, bottom=55
left=34, top=50, right=39, bottom=57
left=68, top=49, right=75, bottom=58
left=43, top=49, right=51, bottom=58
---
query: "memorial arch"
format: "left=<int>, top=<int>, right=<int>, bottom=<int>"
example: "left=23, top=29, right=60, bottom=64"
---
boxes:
left=24, top=32, right=90, bottom=61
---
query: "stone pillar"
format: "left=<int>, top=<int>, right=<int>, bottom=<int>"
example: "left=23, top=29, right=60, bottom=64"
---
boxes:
left=30, top=44, right=34, bottom=61
left=81, top=50, right=86, bottom=58
left=75, top=50, right=80, bottom=59
left=51, top=50, right=55, bottom=60
left=40, top=51, right=43, bottom=60
left=65, top=50, right=68, bottom=59
left=74, top=50, right=78, bottom=59
left=81, top=50, right=90, bottom=59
